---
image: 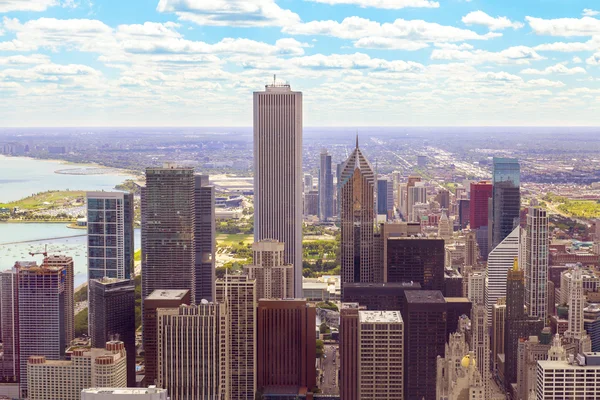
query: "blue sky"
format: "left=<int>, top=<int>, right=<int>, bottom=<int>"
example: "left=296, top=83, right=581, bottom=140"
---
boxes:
left=1, top=0, right=600, bottom=126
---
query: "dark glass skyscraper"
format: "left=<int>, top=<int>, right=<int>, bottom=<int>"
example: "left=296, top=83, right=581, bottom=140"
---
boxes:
left=89, top=278, right=136, bottom=387
left=194, top=175, right=215, bottom=302
left=492, top=158, right=521, bottom=251
left=377, top=178, right=388, bottom=216
left=87, top=191, right=135, bottom=280
left=386, top=237, right=445, bottom=293
left=318, top=149, right=334, bottom=221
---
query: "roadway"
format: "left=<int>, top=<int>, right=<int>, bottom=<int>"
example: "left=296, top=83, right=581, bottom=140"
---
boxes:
left=319, top=344, right=339, bottom=395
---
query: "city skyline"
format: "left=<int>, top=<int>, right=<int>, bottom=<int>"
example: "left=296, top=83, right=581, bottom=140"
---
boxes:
left=2, top=2, right=600, bottom=126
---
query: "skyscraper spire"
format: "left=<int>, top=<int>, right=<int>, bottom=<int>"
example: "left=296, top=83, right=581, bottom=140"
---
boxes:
left=356, top=132, right=359, bottom=149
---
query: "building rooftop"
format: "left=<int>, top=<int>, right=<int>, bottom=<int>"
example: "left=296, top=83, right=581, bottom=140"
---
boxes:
left=82, top=387, right=167, bottom=395
left=445, top=297, right=470, bottom=303
left=405, top=290, right=446, bottom=304
left=343, top=282, right=422, bottom=289
left=146, top=289, right=190, bottom=300
left=359, top=310, right=403, bottom=324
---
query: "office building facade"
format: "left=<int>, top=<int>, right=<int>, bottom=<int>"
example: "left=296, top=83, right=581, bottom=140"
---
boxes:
left=243, top=240, right=293, bottom=300
left=194, top=174, right=216, bottom=302
left=492, top=158, right=521, bottom=250
left=215, top=275, right=257, bottom=400
left=253, top=82, right=303, bottom=297
left=470, top=181, right=492, bottom=230
left=43, top=255, right=74, bottom=346
left=358, top=311, right=404, bottom=400
left=342, top=282, right=421, bottom=310
left=87, top=191, right=134, bottom=281
left=81, top=387, right=168, bottom=400
left=525, top=205, right=549, bottom=319
left=386, top=237, right=445, bottom=293
left=89, top=278, right=136, bottom=387
left=0, top=269, right=18, bottom=382
left=339, top=138, right=375, bottom=293
left=340, top=303, right=362, bottom=400
left=318, top=149, right=334, bottom=221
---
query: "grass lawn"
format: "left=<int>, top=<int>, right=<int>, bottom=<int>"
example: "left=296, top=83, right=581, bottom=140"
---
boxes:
left=134, top=249, right=142, bottom=262
left=557, top=200, right=600, bottom=219
left=216, top=234, right=253, bottom=246
left=0, top=190, right=86, bottom=210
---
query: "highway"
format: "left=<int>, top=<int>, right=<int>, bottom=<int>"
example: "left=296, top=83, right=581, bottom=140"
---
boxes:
left=319, top=344, right=339, bottom=395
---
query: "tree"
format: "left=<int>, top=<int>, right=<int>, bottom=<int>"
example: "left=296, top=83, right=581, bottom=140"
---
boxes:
left=316, top=339, right=324, bottom=358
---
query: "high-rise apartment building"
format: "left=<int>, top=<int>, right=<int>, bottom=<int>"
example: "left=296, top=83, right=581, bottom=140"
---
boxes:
left=157, top=303, right=228, bottom=400
left=486, top=226, right=520, bottom=325
left=81, top=387, right=169, bottom=399
left=243, top=240, right=293, bottom=300
left=17, top=261, right=67, bottom=398
left=215, top=275, right=256, bottom=400
left=358, top=311, right=404, bottom=400
left=467, top=271, right=485, bottom=305
left=142, top=290, right=191, bottom=387
left=141, top=164, right=195, bottom=301
left=402, top=290, right=447, bottom=400
left=43, top=255, right=74, bottom=346
left=0, top=269, right=18, bottom=382
left=318, top=149, right=334, bottom=221
left=504, top=259, right=544, bottom=390
left=525, top=205, right=549, bottom=319
left=339, top=138, right=375, bottom=293
left=256, top=299, right=316, bottom=396
left=492, top=158, right=521, bottom=250
left=253, top=82, right=303, bottom=297
left=407, top=182, right=427, bottom=223
left=87, top=191, right=134, bottom=280
left=27, top=341, right=127, bottom=400
left=340, top=303, right=363, bottom=400
left=386, top=237, right=445, bottom=293
left=194, top=174, right=216, bottom=302
left=89, top=278, right=136, bottom=387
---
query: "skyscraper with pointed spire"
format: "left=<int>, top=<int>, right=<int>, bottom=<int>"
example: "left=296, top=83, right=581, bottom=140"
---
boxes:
left=339, top=137, right=375, bottom=295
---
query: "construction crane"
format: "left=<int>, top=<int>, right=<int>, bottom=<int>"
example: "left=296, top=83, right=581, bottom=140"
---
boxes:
left=29, top=244, right=48, bottom=258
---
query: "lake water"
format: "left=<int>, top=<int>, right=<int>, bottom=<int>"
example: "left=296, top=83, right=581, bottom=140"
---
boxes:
left=0, top=155, right=135, bottom=203
left=0, top=223, right=141, bottom=288
left=0, top=155, right=140, bottom=287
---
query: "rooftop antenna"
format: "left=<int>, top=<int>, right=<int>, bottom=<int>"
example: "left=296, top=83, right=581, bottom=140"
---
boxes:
left=273, top=74, right=276, bottom=85
left=356, top=132, right=359, bottom=149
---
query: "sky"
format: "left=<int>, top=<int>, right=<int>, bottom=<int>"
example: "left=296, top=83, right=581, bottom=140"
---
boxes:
left=1, top=1, right=600, bottom=127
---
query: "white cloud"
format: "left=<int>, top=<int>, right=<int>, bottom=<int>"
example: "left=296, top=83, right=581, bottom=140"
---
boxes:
left=0, top=54, right=50, bottom=65
left=0, top=0, right=58, bottom=12
left=156, top=0, right=300, bottom=27
left=583, top=9, right=599, bottom=17
left=434, top=42, right=474, bottom=50
left=431, top=45, right=544, bottom=65
left=525, top=78, right=566, bottom=88
left=573, top=56, right=583, bottom=63
left=526, top=16, right=600, bottom=37
left=533, top=38, right=599, bottom=52
left=284, top=16, right=502, bottom=43
left=520, top=63, right=587, bottom=75
left=462, top=11, right=524, bottom=31
left=305, top=0, right=439, bottom=9
left=288, top=52, right=425, bottom=72
left=586, top=52, right=600, bottom=65
left=353, top=37, right=429, bottom=50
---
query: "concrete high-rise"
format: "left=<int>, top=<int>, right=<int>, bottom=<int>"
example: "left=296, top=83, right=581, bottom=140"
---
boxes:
left=0, top=269, right=18, bottom=382
left=43, top=255, right=74, bottom=346
left=89, top=278, right=136, bottom=387
left=142, top=290, right=191, bottom=386
left=339, top=137, right=375, bottom=293
left=564, top=265, right=593, bottom=353
left=525, top=205, right=549, bottom=319
left=81, top=387, right=168, bottom=399
left=157, top=303, right=228, bottom=400
left=491, top=158, right=521, bottom=250
left=407, top=182, right=427, bottom=223
left=402, top=290, right=447, bottom=400
left=256, top=299, right=316, bottom=396
left=27, top=341, right=127, bottom=400
left=318, top=149, right=334, bottom=221
left=253, top=82, right=303, bottom=297
left=87, top=191, right=135, bottom=281
left=141, top=164, right=195, bottom=302
left=471, top=304, right=490, bottom=399
left=340, top=303, right=363, bottom=400
left=358, top=311, right=404, bottom=400
left=17, top=261, right=67, bottom=398
left=215, top=275, right=256, bottom=400
left=486, top=226, right=520, bottom=325
left=504, top=259, right=544, bottom=390
left=194, top=174, right=216, bottom=302
left=243, top=240, right=293, bottom=300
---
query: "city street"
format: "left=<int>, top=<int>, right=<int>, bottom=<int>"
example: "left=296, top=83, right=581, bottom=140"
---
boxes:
left=319, top=344, right=339, bottom=395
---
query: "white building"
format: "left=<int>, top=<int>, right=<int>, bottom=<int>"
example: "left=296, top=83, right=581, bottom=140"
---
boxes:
left=81, top=387, right=169, bottom=400
left=486, top=226, right=520, bottom=325
left=358, top=311, right=404, bottom=400
left=253, top=81, right=303, bottom=297
left=536, top=352, right=600, bottom=399
left=408, top=183, right=427, bottom=223
left=467, top=271, right=486, bottom=306
left=243, top=239, right=293, bottom=300
left=525, top=206, right=549, bottom=319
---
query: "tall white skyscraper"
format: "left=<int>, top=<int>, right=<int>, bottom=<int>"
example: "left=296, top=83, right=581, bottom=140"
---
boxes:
left=253, top=81, right=303, bottom=297
left=525, top=205, right=549, bottom=319
left=486, top=225, right=520, bottom=325
left=471, top=304, right=490, bottom=399
left=408, top=183, right=427, bottom=222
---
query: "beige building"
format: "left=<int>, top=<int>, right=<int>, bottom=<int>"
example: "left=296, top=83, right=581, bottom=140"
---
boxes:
left=471, top=303, right=490, bottom=399
left=82, top=387, right=168, bottom=399
left=253, top=81, right=303, bottom=297
left=492, top=298, right=506, bottom=372
left=536, top=351, right=600, bottom=399
left=216, top=275, right=256, bottom=400
left=358, top=311, right=403, bottom=400
left=243, top=240, right=293, bottom=300
left=516, top=334, right=551, bottom=400
left=27, top=341, right=127, bottom=400
left=157, top=303, right=228, bottom=400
